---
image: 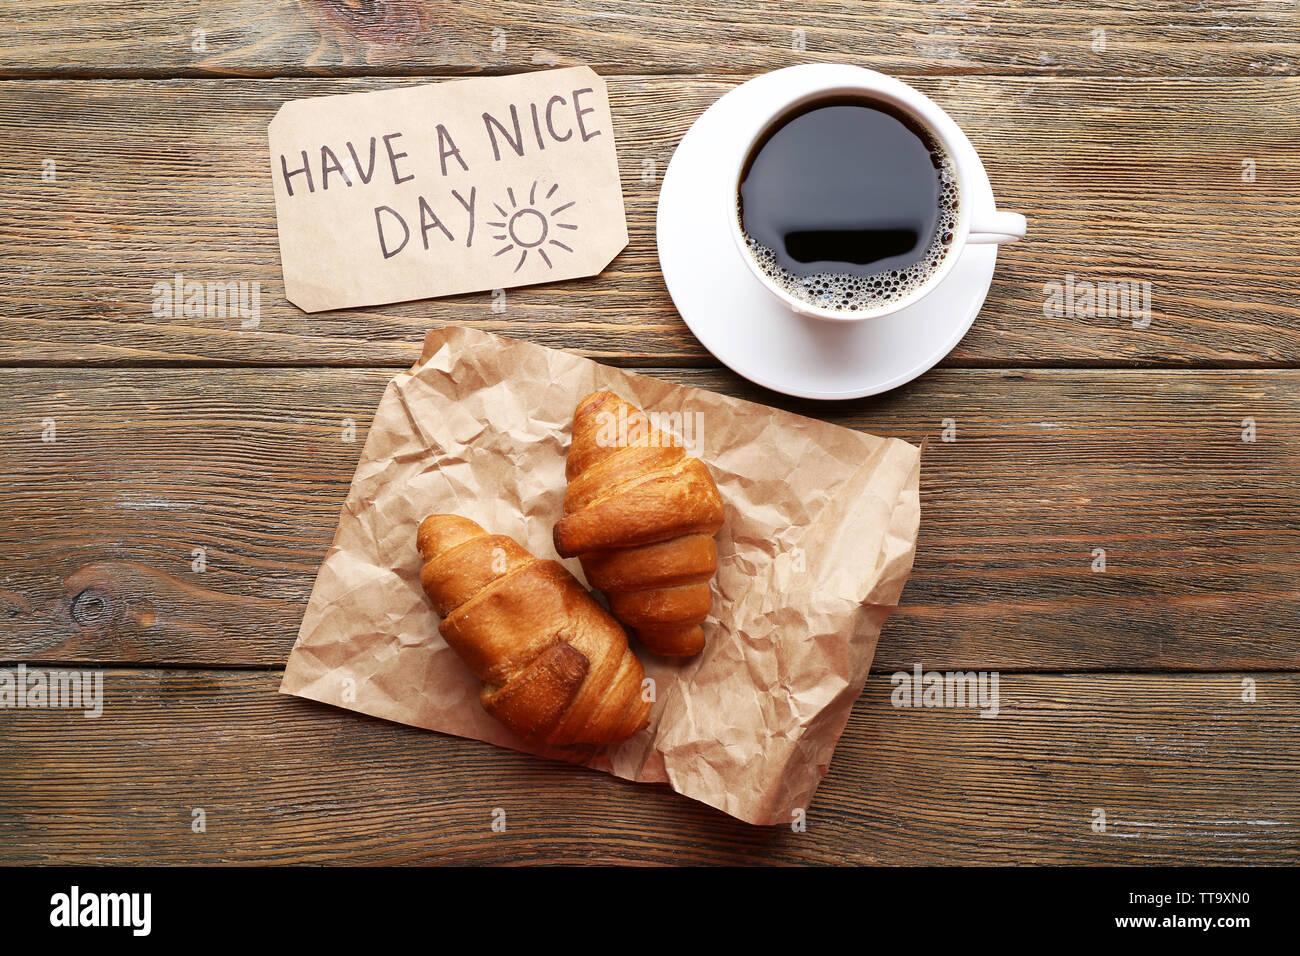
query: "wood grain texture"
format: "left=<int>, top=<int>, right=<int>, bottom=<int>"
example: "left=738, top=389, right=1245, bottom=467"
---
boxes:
left=2, top=366, right=1295, bottom=671
left=0, top=668, right=1294, bottom=864
left=0, top=0, right=1297, bottom=78
left=2, top=0, right=1298, bottom=868
left=0, top=76, right=1297, bottom=367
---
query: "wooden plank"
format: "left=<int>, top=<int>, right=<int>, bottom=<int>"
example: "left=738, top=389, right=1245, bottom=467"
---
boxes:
left=0, top=669, right=1294, bottom=864
left=2, top=366, right=1295, bottom=671
left=0, top=76, right=1297, bottom=367
left=0, top=1, right=1296, bottom=78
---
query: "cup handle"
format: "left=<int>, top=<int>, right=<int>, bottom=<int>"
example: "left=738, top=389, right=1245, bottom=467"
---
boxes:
left=967, top=211, right=1027, bottom=245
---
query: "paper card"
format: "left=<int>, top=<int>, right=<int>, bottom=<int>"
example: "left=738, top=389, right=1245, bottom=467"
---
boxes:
left=268, top=67, right=628, bottom=313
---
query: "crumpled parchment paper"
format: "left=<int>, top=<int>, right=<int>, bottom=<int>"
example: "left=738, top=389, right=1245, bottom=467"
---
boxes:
left=280, top=326, right=920, bottom=825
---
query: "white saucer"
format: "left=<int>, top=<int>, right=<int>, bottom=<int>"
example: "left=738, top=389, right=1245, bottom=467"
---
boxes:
left=655, top=66, right=999, bottom=400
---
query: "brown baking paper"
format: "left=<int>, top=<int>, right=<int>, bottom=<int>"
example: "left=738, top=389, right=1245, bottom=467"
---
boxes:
left=269, top=66, right=627, bottom=313
left=280, top=327, right=920, bottom=825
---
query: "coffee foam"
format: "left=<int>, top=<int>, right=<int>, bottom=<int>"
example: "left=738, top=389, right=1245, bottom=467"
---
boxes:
left=741, top=149, right=959, bottom=314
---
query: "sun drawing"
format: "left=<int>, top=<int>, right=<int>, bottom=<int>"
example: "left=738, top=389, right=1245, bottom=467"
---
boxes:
left=488, top=181, right=578, bottom=273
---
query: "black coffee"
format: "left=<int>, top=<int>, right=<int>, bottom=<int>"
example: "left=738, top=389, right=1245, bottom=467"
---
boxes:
left=738, top=96, right=957, bottom=312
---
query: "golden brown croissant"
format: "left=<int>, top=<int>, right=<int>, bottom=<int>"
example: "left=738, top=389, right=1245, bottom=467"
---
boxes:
left=553, top=391, right=726, bottom=658
left=417, top=514, right=651, bottom=747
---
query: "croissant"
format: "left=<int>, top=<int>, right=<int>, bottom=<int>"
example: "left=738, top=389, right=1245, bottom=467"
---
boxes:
left=553, top=391, right=726, bottom=658
left=417, top=514, right=651, bottom=747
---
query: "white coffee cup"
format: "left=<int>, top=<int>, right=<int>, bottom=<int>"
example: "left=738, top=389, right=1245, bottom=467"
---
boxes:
left=727, top=66, right=1026, bottom=323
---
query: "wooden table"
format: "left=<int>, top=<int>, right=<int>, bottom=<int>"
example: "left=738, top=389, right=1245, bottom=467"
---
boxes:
left=1, top=1, right=1297, bottom=866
